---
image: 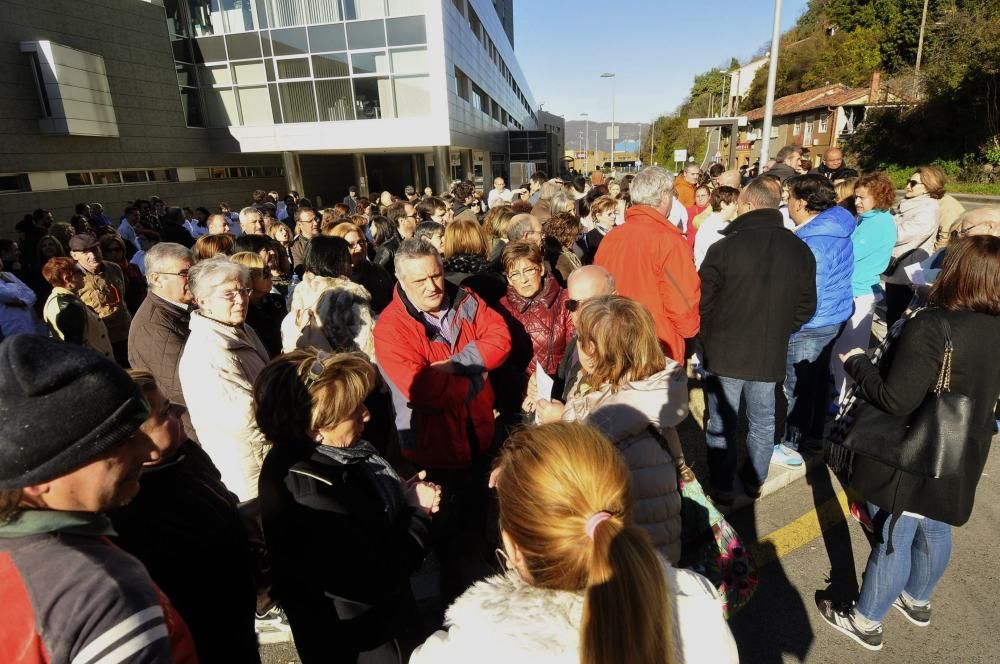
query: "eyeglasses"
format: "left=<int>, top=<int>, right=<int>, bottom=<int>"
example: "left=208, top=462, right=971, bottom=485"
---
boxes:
left=507, top=266, right=541, bottom=281
left=214, top=288, right=251, bottom=302
left=950, top=226, right=971, bottom=239
left=157, top=270, right=190, bottom=279
left=347, top=239, right=366, bottom=250
left=566, top=298, right=583, bottom=312
left=907, top=179, right=922, bottom=188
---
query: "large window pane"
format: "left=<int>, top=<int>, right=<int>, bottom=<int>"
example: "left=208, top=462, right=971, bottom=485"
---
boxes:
left=199, top=64, right=233, bottom=85
left=386, top=0, right=425, bottom=16
left=218, top=0, right=256, bottom=32
left=266, top=0, right=306, bottom=27
left=316, top=79, right=355, bottom=121
left=276, top=57, right=311, bottom=79
left=279, top=82, right=317, bottom=122
left=343, top=0, right=385, bottom=20
left=353, top=77, right=392, bottom=119
left=308, top=23, right=347, bottom=52
left=305, top=0, right=341, bottom=23
left=233, top=60, right=267, bottom=83
left=347, top=20, right=386, bottom=49
left=386, top=16, right=425, bottom=46
left=312, top=53, right=350, bottom=78
left=269, top=27, right=308, bottom=55
left=393, top=76, right=430, bottom=117
left=351, top=50, right=388, bottom=75
left=189, top=0, right=218, bottom=36
left=176, top=64, right=197, bottom=87
left=180, top=88, right=204, bottom=126
left=389, top=47, right=426, bottom=75
left=237, top=86, right=274, bottom=124
left=227, top=33, right=262, bottom=59
left=194, top=36, right=228, bottom=62
left=268, top=83, right=283, bottom=122
left=205, top=87, right=239, bottom=125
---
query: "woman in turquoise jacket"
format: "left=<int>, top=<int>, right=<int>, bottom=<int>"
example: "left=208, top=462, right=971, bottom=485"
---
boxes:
left=831, top=173, right=898, bottom=399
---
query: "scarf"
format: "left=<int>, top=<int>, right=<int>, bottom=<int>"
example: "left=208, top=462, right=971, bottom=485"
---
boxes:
left=315, top=441, right=406, bottom=520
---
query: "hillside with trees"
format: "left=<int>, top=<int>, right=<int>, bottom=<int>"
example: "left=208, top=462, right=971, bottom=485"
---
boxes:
left=643, top=0, right=1000, bottom=186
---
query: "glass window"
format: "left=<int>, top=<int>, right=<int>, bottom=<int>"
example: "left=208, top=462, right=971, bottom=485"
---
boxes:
left=92, top=171, right=123, bottom=185
left=172, top=39, right=194, bottom=63
left=347, top=20, right=386, bottom=50
left=66, top=172, right=93, bottom=186
left=312, top=53, right=350, bottom=78
left=279, top=82, right=317, bottom=122
left=819, top=115, right=829, bottom=132
left=455, top=67, right=469, bottom=101
left=276, top=57, right=311, bottom=79
left=392, top=75, right=430, bottom=117
left=218, top=0, right=256, bottom=33
left=352, top=51, right=388, bottom=75
left=268, top=83, right=283, bottom=122
left=194, top=167, right=213, bottom=180
left=304, top=0, right=341, bottom=23
left=316, top=79, right=355, bottom=121
left=254, top=0, right=269, bottom=28
left=233, top=60, right=267, bottom=83
left=147, top=169, right=179, bottom=182
left=308, top=23, right=347, bottom=52
left=387, top=0, right=425, bottom=15
left=121, top=170, right=149, bottom=183
left=180, top=87, right=204, bottom=126
left=389, top=47, right=426, bottom=75
left=343, top=0, right=384, bottom=20
left=265, top=0, right=306, bottom=27
left=205, top=87, right=239, bottom=125
left=200, top=64, right=232, bottom=85
left=237, top=85, right=274, bottom=124
left=353, top=77, right=392, bottom=119
left=194, top=36, right=228, bottom=62
left=189, top=0, right=217, bottom=36
left=386, top=16, right=425, bottom=46
left=227, top=33, right=262, bottom=59
left=164, top=0, right=188, bottom=37
left=176, top=64, right=197, bottom=87
left=269, top=27, right=309, bottom=55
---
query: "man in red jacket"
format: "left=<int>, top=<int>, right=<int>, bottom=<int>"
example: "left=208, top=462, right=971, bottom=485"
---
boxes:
left=595, top=166, right=700, bottom=363
left=374, top=237, right=511, bottom=603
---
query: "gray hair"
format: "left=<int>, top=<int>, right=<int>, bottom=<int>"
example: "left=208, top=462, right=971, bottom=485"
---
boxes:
left=629, top=166, right=674, bottom=207
left=549, top=192, right=575, bottom=215
left=145, top=242, right=193, bottom=277
left=394, top=237, right=442, bottom=278
left=507, top=214, right=538, bottom=242
left=239, top=206, right=263, bottom=226
left=188, top=255, right=248, bottom=301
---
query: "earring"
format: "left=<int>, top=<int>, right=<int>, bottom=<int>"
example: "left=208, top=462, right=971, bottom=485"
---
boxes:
left=495, top=547, right=512, bottom=570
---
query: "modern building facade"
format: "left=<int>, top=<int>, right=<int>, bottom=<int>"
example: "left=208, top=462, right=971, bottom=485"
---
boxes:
left=0, top=0, right=536, bottom=233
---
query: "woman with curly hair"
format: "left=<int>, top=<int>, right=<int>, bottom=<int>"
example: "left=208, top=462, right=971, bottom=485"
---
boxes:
left=99, top=234, right=147, bottom=314
left=543, top=211, right=583, bottom=287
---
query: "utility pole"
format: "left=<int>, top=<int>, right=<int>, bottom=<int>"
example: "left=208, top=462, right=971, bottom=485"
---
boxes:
left=650, top=118, right=655, bottom=165
left=915, top=0, right=930, bottom=74
left=581, top=112, right=589, bottom=173
left=760, top=0, right=784, bottom=165
left=601, top=73, right=616, bottom=173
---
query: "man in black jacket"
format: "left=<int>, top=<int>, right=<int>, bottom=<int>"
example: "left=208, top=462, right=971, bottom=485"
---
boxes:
left=698, top=177, right=817, bottom=502
left=812, top=147, right=859, bottom=183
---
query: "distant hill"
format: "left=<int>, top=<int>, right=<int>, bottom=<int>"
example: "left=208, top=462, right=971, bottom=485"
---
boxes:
left=564, top=121, right=648, bottom=155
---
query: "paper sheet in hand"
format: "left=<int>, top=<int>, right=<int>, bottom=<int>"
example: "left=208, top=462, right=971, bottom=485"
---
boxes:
left=903, top=260, right=939, bottom=287
left=535, top=363, right=554, bottom=401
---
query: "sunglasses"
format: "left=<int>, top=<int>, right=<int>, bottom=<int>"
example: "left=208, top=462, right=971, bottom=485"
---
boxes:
left=907, top=179, right=922, bottom=188
left=566, top=298, right=582, bottom=312
left=950, top=226, right=971, bottom=239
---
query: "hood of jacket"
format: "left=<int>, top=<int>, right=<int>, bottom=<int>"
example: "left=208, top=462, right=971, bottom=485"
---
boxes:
left=290, top=273, right=372, bottom=314
left=568, top=365, right=688, bottom=443
left=796, top=204, right=855, bottom=241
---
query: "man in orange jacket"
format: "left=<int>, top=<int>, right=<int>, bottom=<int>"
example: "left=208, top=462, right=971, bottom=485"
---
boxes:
left=673, top=163, right=702, bottom=208
left=595, top=166, right=700, bottom=363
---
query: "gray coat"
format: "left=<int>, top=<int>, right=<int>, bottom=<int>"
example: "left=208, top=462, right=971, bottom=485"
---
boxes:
left=563, top=365, right=689, bottom=564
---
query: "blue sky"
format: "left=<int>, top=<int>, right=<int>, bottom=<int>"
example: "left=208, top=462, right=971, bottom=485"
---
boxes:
left=512, top=0, right=811, bottom=123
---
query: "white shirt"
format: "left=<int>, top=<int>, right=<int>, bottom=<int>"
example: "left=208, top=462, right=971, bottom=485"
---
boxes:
left=668, top=196, right=689, bottom=233
left=487, top=188, right=515, bottom=209
left=694, top=212, right=730, bottom=269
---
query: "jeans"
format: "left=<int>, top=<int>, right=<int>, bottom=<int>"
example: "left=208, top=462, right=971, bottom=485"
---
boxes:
left=782, top=323, right=843, bottom=450
left=704, top=373, right=777, bottom=492
left=856, top=505, right=953, bottom=623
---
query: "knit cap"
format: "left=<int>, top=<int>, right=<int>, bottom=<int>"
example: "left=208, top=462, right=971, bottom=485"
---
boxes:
left=0, top=335, right=149, bottom=489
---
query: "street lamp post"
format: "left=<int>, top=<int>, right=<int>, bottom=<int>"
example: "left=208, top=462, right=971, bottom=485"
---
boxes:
left=760, top=0, right=783, bottom=165
left=601, top=72, right=616, bottom=173
left=581, top=112, right=589, bottom=173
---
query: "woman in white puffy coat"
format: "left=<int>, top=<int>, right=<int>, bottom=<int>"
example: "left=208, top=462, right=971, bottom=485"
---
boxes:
left=179, top=256, right=270, bottom=502
left=411, top=422, right=737, bottom=664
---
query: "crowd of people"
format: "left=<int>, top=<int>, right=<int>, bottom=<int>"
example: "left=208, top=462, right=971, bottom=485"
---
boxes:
left=0, top=150, right=998, bottom=662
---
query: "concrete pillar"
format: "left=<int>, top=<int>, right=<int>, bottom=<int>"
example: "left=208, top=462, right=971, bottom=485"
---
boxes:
left=282, top=151, right=303, bottom=196
left=352, top=153, right=369, bottom=198
left=433, top=145, right=450, bottom=196
left=459, top=149, right=473, bottom=181
left=410, top=154, right=423, bottom=193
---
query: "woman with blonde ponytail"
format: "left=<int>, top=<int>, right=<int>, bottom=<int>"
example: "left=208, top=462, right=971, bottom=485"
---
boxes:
left=410, top=422, right=737, bottom=664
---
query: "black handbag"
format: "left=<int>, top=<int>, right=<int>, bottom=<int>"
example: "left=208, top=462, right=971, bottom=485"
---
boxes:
left=840, top=317, right=974, bottom=479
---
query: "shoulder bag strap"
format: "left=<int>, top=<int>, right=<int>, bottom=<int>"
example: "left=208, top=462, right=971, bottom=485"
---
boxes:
left=933, top=316, right=954, bottom=394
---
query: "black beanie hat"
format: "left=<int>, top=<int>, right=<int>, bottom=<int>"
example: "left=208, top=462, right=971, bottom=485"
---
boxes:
left=0, top=335, right=150, bottom=489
